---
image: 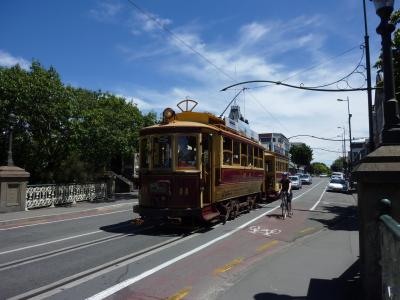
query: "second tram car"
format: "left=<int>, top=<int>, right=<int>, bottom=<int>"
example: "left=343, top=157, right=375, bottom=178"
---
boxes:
left=263, top=151, right=289, bottom=200
left=134, top=100, right=288, bottom=224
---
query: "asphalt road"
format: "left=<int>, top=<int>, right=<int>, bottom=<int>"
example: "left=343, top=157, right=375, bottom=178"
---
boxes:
left=0, top=178, right=358, bottom=300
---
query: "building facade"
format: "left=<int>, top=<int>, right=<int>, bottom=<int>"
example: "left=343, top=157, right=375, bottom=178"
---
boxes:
left=259, top=133, right=290, bottom=157
left=350, top=140, right=369, bottom=165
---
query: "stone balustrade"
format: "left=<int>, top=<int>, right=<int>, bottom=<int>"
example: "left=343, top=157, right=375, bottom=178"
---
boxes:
left=26, top=183, right=107, bottom=209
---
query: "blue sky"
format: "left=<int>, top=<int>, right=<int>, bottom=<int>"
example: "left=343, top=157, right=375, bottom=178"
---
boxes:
left=1, top=0, right=398, bottom=165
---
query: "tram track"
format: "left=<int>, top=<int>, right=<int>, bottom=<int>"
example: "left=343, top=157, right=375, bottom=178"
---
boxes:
left=6, top=225, right=204, bottom=300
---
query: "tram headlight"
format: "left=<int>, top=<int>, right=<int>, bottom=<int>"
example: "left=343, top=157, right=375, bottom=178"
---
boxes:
left=162, top=108, right=175, bottom=123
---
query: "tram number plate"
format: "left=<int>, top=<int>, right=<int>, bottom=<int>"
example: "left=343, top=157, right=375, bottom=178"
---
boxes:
left=248, top=226, right=281, bottom=236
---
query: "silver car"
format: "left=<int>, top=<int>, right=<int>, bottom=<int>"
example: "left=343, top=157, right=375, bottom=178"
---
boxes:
left=327, top=178, right=349, bottom=193
left=300, top=174, right=312, bottom=184
left=289, top=175, right=302, bottom=189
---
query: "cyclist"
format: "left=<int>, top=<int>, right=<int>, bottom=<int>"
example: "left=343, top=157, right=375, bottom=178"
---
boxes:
left=279, top=172, right=293, bottom=217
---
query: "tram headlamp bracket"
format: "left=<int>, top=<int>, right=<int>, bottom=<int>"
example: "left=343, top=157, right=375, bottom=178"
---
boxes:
left=162, top=108, right=175, bottom=123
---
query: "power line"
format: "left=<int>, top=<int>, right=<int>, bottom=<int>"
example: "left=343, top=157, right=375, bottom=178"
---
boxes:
left=249, top=44, right=363, bottom=90
left=126, top=0, right=235, bottom=82
left=312, top=147, right=342, bottom=154
left=246, top=91, right=293, bottom=136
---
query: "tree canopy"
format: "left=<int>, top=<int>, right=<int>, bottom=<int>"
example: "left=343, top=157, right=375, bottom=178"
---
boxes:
left=310, top=162, right=330, bottom=175
left=330, top=157, right=347, bottom=172
left=0, top=62, right=156, bottom=183
left=289, top=143, right=313, bottom=167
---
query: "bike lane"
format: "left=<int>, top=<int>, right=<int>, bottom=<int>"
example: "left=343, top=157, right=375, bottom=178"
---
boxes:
left=93, top=181, right=330, bottom=300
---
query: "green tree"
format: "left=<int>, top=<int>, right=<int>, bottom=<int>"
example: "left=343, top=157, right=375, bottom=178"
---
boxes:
left=289, top=143, right=313, bottom=167
left=0, top=62, right=72, bottom=182
left=310, top=162, right=330, bottom=175
left=0, top=62, right=157, bottom=183
left=330, top=157, right=347, bottom=172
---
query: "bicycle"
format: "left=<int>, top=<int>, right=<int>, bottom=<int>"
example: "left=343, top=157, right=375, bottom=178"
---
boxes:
left=280, top=191, right=292, bottom=219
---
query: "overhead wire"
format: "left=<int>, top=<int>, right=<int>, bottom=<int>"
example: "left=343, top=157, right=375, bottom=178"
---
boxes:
left=249, top=44, right=363, bottom=90
left=126, top=0, right=362, bottom=144
left=126, top=0, right=235, bottom=82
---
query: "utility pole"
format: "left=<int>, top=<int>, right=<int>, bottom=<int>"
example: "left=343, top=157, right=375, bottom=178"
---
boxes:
left=363, top=0, right=375, bottom=152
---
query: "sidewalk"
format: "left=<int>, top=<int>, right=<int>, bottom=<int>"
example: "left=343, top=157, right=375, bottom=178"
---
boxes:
left=218, top=215, right=360, bottom=300
left=0, top=192, right=138, bottom=224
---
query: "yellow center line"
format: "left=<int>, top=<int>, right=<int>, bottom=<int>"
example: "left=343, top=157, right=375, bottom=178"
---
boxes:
left=256, top=240, right=279, bottom=252
left=213, top=258, right=243, bottom=275
left=166, top=286, right=192, bottom=300
left=299, top=227, right=315, bottom=234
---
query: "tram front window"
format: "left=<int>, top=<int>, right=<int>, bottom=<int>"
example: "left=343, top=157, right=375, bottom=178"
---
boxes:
left=177, top=136, right=197, bottom=169
left=152, top=136, right=172, bottom=169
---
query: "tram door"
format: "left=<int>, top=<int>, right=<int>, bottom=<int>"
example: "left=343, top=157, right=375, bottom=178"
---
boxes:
left=201, top=133, right=212, bottom=205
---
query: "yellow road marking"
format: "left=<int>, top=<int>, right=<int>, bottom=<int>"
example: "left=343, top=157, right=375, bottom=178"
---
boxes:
left=256, top=240, right=279, bottom=252
left=213, top=258, right=243, bottom=275
left=299, top=227, right=314, bottom=234
left=166, top=286, right=192, bottom=300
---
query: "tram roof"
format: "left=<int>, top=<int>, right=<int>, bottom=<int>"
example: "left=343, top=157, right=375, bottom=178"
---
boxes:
left=140, top=119, right=263, bottom=148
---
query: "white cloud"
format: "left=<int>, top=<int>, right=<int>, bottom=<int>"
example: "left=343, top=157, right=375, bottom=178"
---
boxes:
left=0, top=50, right=30, bottom=70
left=239, top=22, right=271, bottom=45
left=89, top=1, right=123, bottom=22
left=114, top=11, right=369, bottom=166
left=131, top=11, right=172, bottom=34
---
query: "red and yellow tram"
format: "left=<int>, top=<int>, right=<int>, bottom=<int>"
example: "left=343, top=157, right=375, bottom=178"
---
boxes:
left=134, top=100, right=287, bottom=223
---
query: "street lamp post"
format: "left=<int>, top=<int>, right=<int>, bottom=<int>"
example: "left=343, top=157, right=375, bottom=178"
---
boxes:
left=372, top=0, right=400, bottom=145
left=7, top=113, right=17, bottom=167
left=363, top=0, right=375, bottom=152
left=338, top=126, right=347, bottom=173
left=338, top=97, right=353, bottom=171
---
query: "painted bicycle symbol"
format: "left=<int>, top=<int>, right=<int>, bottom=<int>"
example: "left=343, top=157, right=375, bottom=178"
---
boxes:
left=248, top=226, right=281, bottom=236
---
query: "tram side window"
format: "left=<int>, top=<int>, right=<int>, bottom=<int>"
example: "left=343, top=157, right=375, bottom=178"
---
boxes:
left=255, top=148, right=262, bottom=168
left=265, top=159, right=273, bottom=172
left=241, top=143, right=248, bottom=166
left=140, top=138, right=149, bottom=168
left=153, top=136, right=172, bottom=169
left=233, top=140, right=240, bottom=165
left=223, top=136, right=233, bottom=165
left=259, top=149, right=264, bottom=168
left=248, top=145, right=254, bottom=167
left=177, top=136, right=197, bottom=169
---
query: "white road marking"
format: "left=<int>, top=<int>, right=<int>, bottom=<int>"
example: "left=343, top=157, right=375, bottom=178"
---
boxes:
left=8, top=232, right=200, bottom=300
left=0, top=230, right=102, bottom=255
left=87, top=181, right=327, bottom=300
left=310, top=186, right=328, bottom=211
left=0, top=209, right=132, bottom=231
left=0, top=202, right=136, bottom=224
left=248, top=226, right=281, bottom=236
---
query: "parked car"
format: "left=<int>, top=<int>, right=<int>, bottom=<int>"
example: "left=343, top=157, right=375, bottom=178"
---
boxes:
left=289, top=175, right=302, bottom=190
left=327, top=178, right=349, bottom=193
left=300, top=174, right=312, bottom=184
left=331, top=172, right=344, bottom=179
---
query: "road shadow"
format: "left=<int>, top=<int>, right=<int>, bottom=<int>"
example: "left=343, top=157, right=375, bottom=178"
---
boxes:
left=99, top=219, right=213, bottom=237
left=308, top=204, right=358, bottom=231
left=254, top=259, right=361, bottom=300
left=266, top=213, right=282, bottom=219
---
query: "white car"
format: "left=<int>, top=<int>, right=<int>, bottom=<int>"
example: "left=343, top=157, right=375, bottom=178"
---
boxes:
left=331, top=172, right=344, bottom=179
left=289, top=176, right=302, bottom=189
left=327, top=178, right=349, bottom=193
left=300, top=174, right=312, bottom=184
